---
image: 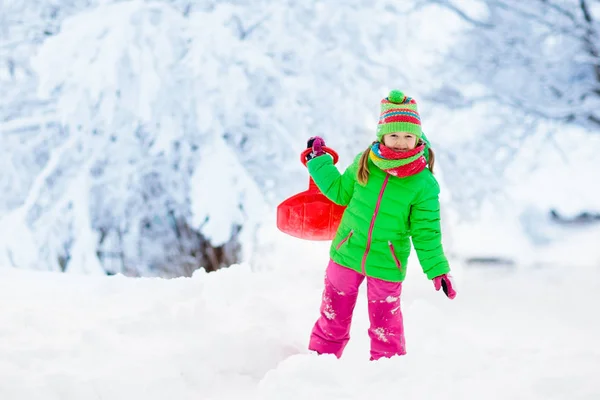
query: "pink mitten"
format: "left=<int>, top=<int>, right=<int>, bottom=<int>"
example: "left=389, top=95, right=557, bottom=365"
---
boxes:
left=306, top=136, right=326, bottom=160
left=433, top=274, right=456, bottom=299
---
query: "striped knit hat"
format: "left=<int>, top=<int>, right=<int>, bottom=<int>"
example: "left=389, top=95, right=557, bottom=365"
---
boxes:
left=376, top=90, right=422, bottom=141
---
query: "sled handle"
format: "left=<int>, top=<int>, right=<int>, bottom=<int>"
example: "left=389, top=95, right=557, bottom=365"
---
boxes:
left=301, top=146, right=339, bottom=167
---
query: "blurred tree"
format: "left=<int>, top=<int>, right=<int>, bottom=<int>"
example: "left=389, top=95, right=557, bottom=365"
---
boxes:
left=430, top=0, right=600, bottom=128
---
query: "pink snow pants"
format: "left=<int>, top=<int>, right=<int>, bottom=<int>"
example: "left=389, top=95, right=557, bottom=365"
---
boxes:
left=309, top=260, right=406, bottom=360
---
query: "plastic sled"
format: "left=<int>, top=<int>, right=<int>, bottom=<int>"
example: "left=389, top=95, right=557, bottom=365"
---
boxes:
left=276, top=146, right=347, bottom=241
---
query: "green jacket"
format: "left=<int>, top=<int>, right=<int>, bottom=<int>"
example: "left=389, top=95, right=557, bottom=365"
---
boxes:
left=307, top=147, right=449, bottom=282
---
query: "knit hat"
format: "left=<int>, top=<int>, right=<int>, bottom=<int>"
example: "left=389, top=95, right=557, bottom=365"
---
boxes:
left=376, top=90, right=422, bottom=141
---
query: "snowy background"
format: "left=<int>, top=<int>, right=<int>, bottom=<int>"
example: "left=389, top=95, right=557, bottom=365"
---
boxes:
left=1, top=0, right=599, bottom=398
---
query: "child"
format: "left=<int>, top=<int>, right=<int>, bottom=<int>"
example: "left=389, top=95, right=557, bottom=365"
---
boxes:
left=305, top=90, right=455, bottom=361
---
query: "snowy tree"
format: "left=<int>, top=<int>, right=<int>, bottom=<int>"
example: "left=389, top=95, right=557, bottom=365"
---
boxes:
left=430, top=0, right=600, bottom=128
left=0, top=0, right=94, bottom=213
left=0, top=1, right=262, bottom=276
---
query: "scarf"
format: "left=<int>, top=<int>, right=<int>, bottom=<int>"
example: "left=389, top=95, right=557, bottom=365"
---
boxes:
left=369, top=142, right=427, bottom=177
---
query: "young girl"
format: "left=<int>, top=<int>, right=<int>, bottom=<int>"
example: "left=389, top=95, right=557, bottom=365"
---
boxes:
left=305, top=90, right=455, bottom=361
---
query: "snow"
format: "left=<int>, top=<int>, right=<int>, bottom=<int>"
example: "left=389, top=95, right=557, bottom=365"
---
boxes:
left=1, top=239, right=599, bottom=399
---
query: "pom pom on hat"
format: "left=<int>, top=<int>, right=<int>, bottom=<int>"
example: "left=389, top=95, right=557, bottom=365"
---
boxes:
left=387, top=90, right=406, bottom=104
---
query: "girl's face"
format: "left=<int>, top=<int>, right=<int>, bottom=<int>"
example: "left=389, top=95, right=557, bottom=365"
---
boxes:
left=382, top=132, right=418, bottom=152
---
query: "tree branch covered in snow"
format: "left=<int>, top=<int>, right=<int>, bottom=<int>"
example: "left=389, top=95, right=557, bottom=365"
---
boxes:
left=436, top=0, right=600, bottom=128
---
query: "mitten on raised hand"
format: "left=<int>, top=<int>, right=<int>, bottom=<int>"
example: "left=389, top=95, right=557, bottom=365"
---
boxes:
left=306, top=136, right=326, bottom=161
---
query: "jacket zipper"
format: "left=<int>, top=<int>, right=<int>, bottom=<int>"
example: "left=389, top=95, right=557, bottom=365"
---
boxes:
left=388, top=241, right=402, bottom=270
left=336, top=230, right=353, bottom=250
left=361, top=175, right=390, bottom=275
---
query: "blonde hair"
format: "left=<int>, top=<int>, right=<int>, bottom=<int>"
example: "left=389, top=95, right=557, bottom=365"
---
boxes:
left=357, top=140, right=435, bottom=185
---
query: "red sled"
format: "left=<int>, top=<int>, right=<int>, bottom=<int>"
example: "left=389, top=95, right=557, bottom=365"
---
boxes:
left=276, top=147, right=347, bottom=241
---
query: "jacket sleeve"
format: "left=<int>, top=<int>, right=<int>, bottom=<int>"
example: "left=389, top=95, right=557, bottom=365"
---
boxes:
left=409, top=178, right=450, bottom=279
left=306, top=153, right=360, bottom=206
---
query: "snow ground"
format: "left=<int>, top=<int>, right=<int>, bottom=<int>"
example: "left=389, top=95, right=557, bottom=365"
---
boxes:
left=1, top=236, right=599, bottom=400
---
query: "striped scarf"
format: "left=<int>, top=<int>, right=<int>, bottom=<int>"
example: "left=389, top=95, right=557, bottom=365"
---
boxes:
left=369, top=142, right=427, bottom=177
